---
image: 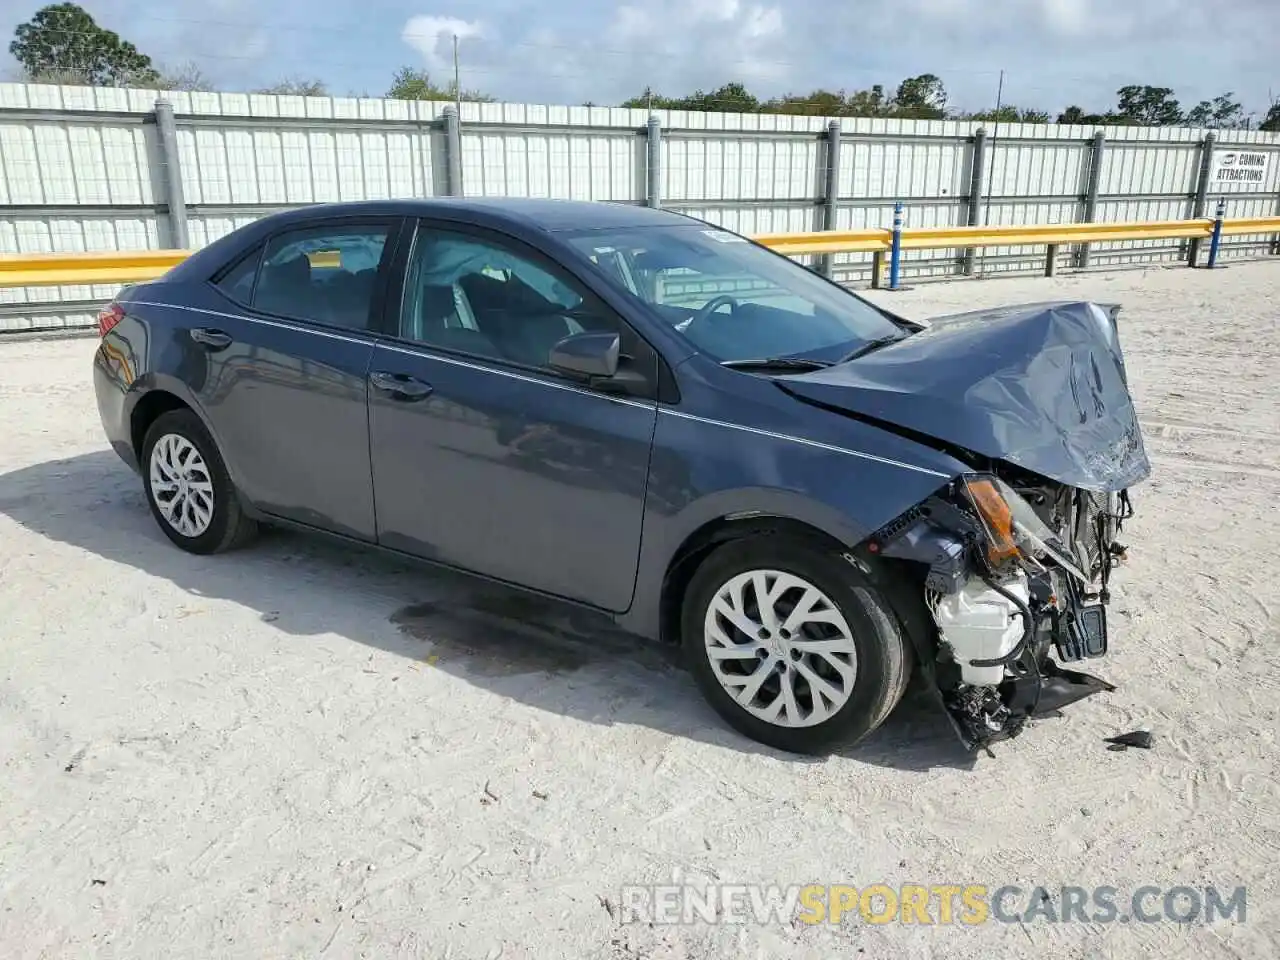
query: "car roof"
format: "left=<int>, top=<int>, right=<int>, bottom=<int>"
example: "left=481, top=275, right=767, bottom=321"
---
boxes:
left=163, top=197, right=705, bottom=284
left=258, top=198, right=696, bottom=233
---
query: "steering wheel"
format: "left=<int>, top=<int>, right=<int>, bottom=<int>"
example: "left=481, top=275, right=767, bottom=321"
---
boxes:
left=682, top=295, right=740, bottom=333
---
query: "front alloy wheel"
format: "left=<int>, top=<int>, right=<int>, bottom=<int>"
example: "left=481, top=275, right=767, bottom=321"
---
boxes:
left=682, top=536, right=912, bottom=754
left=704, top=570, right=859, bottom=728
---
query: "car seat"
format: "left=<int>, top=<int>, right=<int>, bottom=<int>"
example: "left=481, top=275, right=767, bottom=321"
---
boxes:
left=457, top=272, right=578, bottom=367
left=414, top=282, right=501, bottom=356
left=256, top=255, right=314, bottom=317
left=319, top=267, right=376, bottom=328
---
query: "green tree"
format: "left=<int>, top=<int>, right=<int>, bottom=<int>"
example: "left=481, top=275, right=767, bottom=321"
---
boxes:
left=622, top=81, right=757, bottom=113
left=1115, top=84, right=1183, bottom=125
left=845, top=84, right=889, bottom=117
left=684, top=82, right=760, bottom=112
left=890, top=73, right=947, bottom=119
left=625, top=81, right=899, bottom=118
left=1184, top=92, right=1245, bottom=129
left=764, top=88, right=846, bottom=116
left=762, top=86, right=892, bottom=117
left=1057, top=104, right=1124, bottom=125
left=156, top=60, right=215, bottom=92
left=386, top=66, right=494, bottom=102
left=254, top=77, right=329, bottom=97
left=9, top=2, right=159, bottom=86
left=964, top=105, right=1050, bottom=123
left=620, top=86, right=666, bottom=109
left=1261, top=100, right=1280, bottom=132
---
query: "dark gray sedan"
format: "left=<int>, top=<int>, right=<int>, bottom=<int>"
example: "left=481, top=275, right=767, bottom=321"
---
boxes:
left=93, top=198, right=1148, bottom=753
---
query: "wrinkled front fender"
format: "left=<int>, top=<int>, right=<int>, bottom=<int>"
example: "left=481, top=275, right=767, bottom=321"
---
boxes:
left=617, top=401, right=965, bottom=639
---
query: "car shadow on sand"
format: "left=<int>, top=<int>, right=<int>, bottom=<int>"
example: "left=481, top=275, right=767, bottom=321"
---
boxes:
left=0, top=450, right=976, bottom=772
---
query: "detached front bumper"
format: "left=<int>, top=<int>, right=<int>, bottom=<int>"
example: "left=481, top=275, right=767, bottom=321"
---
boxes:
left=871, top=476, right=1136, bottom=752
left=936, top=564, right=1119, bottom=751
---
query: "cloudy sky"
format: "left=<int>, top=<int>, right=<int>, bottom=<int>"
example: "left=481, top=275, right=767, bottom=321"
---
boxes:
left=3, top=0, right=1278, bottom=119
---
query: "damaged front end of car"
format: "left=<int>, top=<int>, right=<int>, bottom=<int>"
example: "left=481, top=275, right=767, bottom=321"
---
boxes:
left=868, top=471, right=1136, bottom=751
left=775, top=299, right=1152, bottom=750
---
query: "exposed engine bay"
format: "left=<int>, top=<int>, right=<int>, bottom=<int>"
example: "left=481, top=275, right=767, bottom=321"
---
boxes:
left=871, top=470, right=1136, bottom=751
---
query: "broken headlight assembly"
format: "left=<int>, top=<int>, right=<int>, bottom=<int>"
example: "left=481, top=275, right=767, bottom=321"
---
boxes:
left=869, top=472, right=1123, bottom=751
left=961, top=474, right=1087, bottom=583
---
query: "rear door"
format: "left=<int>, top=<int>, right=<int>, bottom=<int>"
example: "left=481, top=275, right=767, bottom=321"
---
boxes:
left=193, top=217, right=402, bottom=540
left=366, top=219, right=660, bottom=611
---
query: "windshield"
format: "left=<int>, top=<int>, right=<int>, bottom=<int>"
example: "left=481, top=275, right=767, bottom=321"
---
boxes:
left=566, top=225, right=903, bottom=362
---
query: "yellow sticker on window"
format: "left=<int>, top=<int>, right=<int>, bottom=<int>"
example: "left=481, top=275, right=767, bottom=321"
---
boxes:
left=307, top=249, right=342, bottom=269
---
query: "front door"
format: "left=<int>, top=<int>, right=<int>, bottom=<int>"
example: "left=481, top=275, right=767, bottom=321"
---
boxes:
left=194, top=217, right=400, bottom=541
left=367, top=221, right=659, bottom=611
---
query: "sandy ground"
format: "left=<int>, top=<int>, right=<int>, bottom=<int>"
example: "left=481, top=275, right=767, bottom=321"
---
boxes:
left=1, top=261, right=1278, bottom=959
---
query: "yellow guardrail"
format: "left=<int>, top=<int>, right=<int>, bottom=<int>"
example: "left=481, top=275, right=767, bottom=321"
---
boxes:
left=1218, top=216, right=1280, bottom=236
left=0, top=250, right=192, bottom=288
left=753, top=229, right=890, bottom=255
left=896, top=219, right=1217, bottom=249
left=1, top=216, right=1278, bottom=289
left=750, top=218, right=1262, bottom=256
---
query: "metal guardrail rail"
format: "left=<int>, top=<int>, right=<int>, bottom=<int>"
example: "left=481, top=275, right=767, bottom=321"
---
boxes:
left=1, top=216, right=1279, bottom=289
left=0, top=250, right=191, bottom=287
left=751, top=219, right=1226, bottom=255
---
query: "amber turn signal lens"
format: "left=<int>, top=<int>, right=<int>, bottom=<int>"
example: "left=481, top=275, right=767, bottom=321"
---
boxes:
left=964, top=477, right=1020, bottom=564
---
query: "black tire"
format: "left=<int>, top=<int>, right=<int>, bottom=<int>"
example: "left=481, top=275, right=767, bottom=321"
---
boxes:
left=681, top=535, right=912, bottom=754
left=141, top=408, right=257, bottom=554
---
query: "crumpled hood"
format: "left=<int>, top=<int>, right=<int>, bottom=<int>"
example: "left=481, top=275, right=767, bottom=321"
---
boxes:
left=778, top=301, right=1150, bottom=492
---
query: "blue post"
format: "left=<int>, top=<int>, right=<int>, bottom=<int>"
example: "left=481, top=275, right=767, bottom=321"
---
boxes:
left=1206, top=197, right=1226, bottom=268
left=889, top=201, right=904, bottom=290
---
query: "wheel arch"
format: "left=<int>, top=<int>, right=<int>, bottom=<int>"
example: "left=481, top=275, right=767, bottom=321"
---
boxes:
left=124, top=376, right=239, bottom=484
left=655, top=513, right=937, bottom=672
left=657, top=514, right=850, bottom=648
left=130, top=389, right=193, bottom=462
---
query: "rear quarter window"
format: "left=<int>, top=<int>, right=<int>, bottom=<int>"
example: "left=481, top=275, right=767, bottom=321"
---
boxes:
left=213, top=247, right=263, bottom=305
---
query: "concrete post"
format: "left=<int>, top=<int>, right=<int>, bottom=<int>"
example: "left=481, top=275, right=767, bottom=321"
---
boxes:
left=1076, top=130, right=1106, bottom=269
left=153, top=100, right=189, bottom=249
left=963, top=127, right=987, bottom=275
left=1045, top=243, right=1058, bottom=277
left=442, top=105, right=464, bottom=197
left=1187, top=132, right=1216, bottom=267
left=820, top=120, right=842, bottom=278
left=646, top=115, right=662, bottom=208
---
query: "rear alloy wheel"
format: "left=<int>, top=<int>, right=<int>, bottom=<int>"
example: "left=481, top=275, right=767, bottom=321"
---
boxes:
left=142, top=409, right=257, bottom=554
left=150, top=433, right=214, bottom=538
left=682, top=536, right=911, bottom=754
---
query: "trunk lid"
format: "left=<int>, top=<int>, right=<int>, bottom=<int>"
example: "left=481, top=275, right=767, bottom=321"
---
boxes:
left=777, top=301, right=1150, bottom=492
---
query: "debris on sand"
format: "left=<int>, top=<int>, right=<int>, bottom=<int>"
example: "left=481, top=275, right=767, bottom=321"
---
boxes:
left=1105, top=730, right=1154, bottom=751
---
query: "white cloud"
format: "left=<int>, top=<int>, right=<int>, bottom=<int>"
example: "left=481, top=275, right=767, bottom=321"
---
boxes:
left=402, top=15, right=485, bottom=72
left=599, top=0, right=788, bottom=92
left=906, top=0, right=972, bottom=18
left=1040, top=0, right=1093, bottom=36
left=609, top=6, right=654, bottom=41
left=377, top=0, right=1279, bottom=114
left=741, top=6, right=783, bottom=40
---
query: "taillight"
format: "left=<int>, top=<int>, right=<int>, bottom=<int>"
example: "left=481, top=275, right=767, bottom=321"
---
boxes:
left=98, top=302, right=125, bottom=337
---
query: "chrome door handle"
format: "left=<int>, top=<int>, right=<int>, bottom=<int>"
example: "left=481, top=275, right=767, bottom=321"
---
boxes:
left=190, top=327, right=232, bottom=350
left=370, top=371, right=433, bottom=400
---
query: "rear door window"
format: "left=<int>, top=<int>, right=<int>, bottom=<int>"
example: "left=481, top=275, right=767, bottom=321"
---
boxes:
left=250, top=223, right=394, bottom=332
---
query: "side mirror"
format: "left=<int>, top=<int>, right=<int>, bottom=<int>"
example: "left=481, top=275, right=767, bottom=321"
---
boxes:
left=549, top=331, right=620, bottom=379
